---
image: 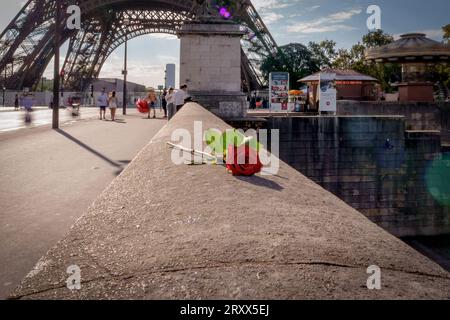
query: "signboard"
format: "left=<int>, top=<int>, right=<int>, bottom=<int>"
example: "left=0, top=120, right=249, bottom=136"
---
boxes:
left=269, top=72, right=290, bottom=112
left=318, top=72, right=337, bottom=113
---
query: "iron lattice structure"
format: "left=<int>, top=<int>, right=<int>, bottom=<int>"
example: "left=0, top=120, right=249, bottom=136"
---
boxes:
left=0, top=0, right=280, bottom=91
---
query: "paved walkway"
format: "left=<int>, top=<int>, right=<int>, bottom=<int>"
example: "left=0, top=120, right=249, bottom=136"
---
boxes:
left=0, top=107, right=101, bottom=133
left=0, top=110, right=166, bottom=299
left=0, top=107, right=49, bottom=112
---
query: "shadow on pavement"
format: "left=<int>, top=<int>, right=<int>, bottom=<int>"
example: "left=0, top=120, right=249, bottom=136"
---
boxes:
left=55, top=129, right=122, bottom=169
left=236, top=175, right=284, bottom=191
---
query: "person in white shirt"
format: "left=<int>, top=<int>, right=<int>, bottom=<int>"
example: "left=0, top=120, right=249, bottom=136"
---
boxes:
left=165, top=87, right=175, bottom=120
left=96, top=87, right=108, bottom=120
left=173, top=84, right=188, bottom=113
left=108, top=91, right=118, bottom=121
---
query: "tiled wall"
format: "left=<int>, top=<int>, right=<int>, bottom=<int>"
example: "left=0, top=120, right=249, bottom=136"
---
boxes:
left=268, top=116, right=449, bottom=237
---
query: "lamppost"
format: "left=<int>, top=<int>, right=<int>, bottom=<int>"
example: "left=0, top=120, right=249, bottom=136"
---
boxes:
left=164, top=69, right=167, bottom=89
left=3, top=66, right=6, bottom=107
left=122, top=18, right=130, bottom=115
left=52, top=0, right=62, bottom=129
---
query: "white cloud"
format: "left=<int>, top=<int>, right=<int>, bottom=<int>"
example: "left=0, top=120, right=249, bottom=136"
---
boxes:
left=261, top=12, right=284, bottom=24
left=251, top=0, right=289, bottom=25
left=252, top=0, right=290, bottom=10
left=147, top=33, right=178, bottom=40
left=328, top=9, right=362, bottom=21
left=287, top=8, right=362, bottom=34
left=100, top=52, right=179, bottom=88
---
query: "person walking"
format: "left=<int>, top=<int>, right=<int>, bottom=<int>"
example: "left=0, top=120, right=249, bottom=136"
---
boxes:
left=146, top=89, right=157, bottom=119
left=14, top=94, right=19, bottom=111
left=97, top=87, right=108, bottom=120
left=161, top=88, right=168, bottom=118
left=22, top=92, right=34, bottom=124
left=174, top=84, right=188, bottom=113
left=165, top=87, right=175, bottom=120
left=108, top=91, right=118, bottom=121
left=250, top=93, right=256, bottom=109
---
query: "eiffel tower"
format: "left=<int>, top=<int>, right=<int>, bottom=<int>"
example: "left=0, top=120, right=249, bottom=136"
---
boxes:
left=0, top=0, right=280, bottom=92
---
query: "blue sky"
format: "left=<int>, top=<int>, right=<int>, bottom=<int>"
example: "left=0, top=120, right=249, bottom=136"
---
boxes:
left=1, top=0, right=449, bottom=88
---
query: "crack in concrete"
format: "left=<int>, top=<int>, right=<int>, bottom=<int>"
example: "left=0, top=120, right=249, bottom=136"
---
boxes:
left=11, top=259, right=450, bottom=299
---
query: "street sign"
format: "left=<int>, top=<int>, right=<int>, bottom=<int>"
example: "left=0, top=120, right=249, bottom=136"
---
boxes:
left=318, top=72, right=337, bottom=113
left=269, top=72, right=290, bottom=112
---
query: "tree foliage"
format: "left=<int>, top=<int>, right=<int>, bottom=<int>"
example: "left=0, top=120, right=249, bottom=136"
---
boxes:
left=361, top=29, right=394, bottom=47
left=443, top=24, right=450, bottom=44
left=261, top=28, right=449, bottom=91
left=260, top=43, right=318, bottom=89
left=307, top=40, right=337, bottom=69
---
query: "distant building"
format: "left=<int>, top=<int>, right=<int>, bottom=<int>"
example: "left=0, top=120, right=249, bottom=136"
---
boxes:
left=91, top=78, right=146, bottom=93
left=165, top=64, right=176, bottom=89
left=299, top=69, right=379, bottom=108
left=88, top=78, right=146, bottom=107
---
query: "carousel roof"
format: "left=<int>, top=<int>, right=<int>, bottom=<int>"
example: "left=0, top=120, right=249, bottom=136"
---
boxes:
left=365, top=33, right=450, bottom=62
left=298, top=68, right=378, bottom=82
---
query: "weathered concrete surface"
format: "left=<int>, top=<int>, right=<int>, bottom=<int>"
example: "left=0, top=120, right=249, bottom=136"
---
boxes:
left=11, top=103, right=450, bottom=299
left=0, top=110, right=166, bottom=299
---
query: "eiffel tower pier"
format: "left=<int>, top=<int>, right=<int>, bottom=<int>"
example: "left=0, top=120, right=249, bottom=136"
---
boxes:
left=0, top=0, right=277, bottom=115
left=179, top=21, right=247, bottom=119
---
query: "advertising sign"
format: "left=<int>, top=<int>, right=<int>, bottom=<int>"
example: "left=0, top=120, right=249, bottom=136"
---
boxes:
left=269, top=72, right=290, bottom=112
left=318, top=72, right=337, bottom=113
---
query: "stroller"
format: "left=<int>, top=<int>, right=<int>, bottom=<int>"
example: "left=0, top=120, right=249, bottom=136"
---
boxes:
left=68, top=95, right=82, bottom=117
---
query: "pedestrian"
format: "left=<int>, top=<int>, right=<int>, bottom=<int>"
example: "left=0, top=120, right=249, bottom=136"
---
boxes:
left=22, top=92, right=34, bottom=124
left=97, top=87, right=108, bottom=120
left=108, top=91, right=118, bottom=121
left=166, top=87, right=175, bottom=120
left=250, top=93, right=256, bottom=109
left=174, top=84, right=188, bottom=113
left=146, top=89, right=157, bottom=119
left=161, top=88, right=167, bottom=118
left=14, top=94, right=19, bottom=111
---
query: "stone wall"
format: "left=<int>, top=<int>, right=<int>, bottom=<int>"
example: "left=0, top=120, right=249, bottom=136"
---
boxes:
left=441, top=106, right=450, bottom=146
left=12, top=103, right=450, bottom=299
left=268, top=116, right=450, bottom=237
left=178, top=23, right=247, bottom=119
left=338, top=100, right=450, bottom=146
left=179, top=24, right=242, bottom=92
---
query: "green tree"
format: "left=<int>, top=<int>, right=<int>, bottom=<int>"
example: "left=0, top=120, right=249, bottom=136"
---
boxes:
left=332, top=30, right=400, bottom=92
left=362, top=29, right=394, bottom=47
left=443, top=24, right=450, bottom=44
left=261, top=43, right=319, bottom=88
left=307, top=40, right=337, bottom=69
left=261, top=30, right=401, bottom=90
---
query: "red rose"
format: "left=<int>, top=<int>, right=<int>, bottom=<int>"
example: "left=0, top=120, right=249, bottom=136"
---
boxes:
left=226, top=144, right=263, bottom=176
left=136, top=99, right=149, bottom=113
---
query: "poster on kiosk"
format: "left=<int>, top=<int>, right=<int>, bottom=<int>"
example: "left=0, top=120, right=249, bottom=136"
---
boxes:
left=269, top=72, right=290, bottom=112
left=318, top=72, right=337, bottom=113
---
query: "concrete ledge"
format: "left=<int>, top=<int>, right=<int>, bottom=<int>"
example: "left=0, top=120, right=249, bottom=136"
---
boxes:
left=11, top=103, right=450, bottom=299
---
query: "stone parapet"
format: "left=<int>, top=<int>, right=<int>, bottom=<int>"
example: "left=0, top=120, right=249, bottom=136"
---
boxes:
left=10, top=103, right=450, bottom=299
